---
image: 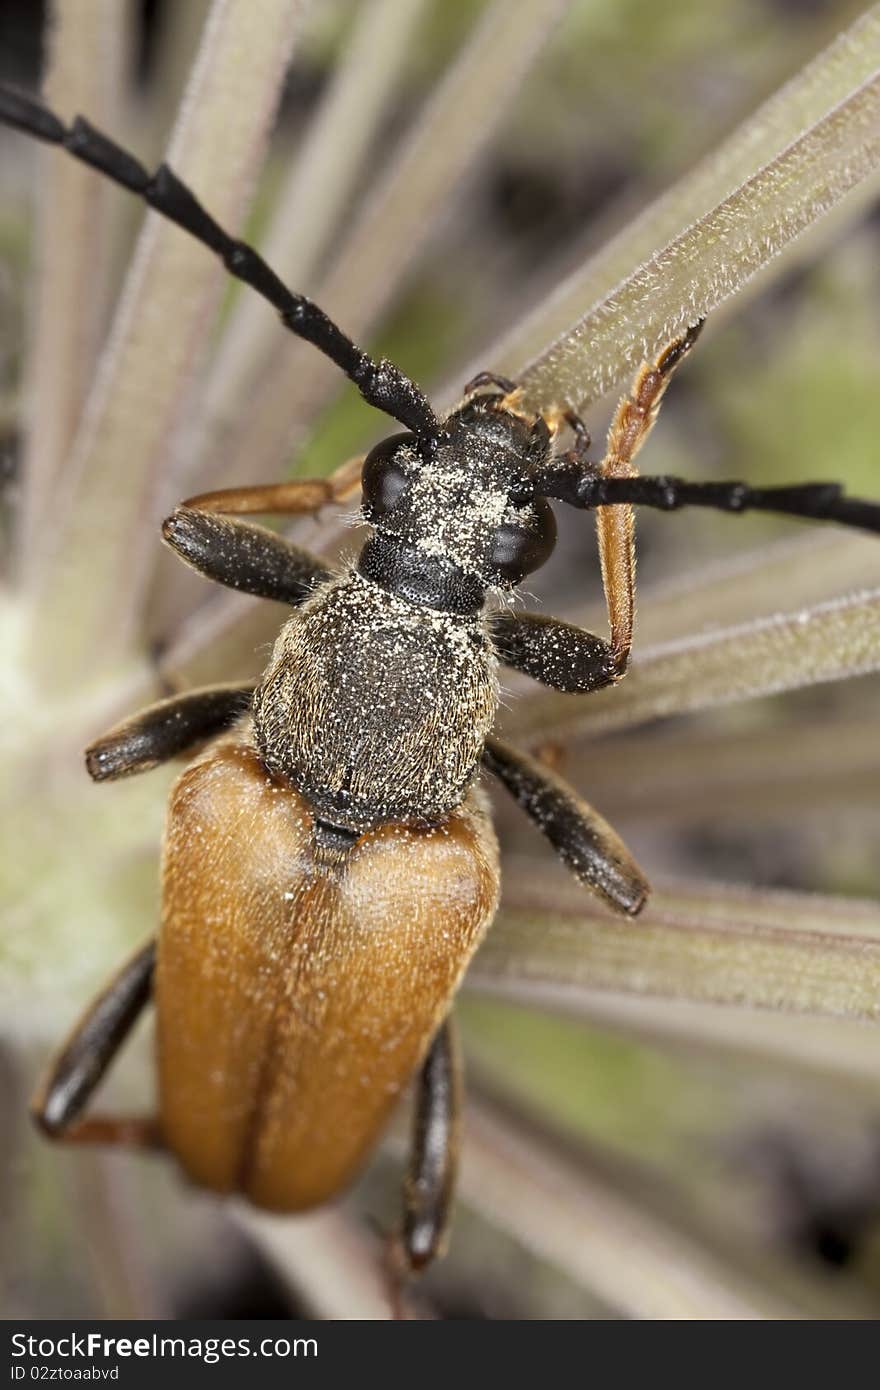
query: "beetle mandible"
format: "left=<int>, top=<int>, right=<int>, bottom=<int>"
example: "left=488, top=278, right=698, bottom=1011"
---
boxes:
left=5, top=85, right=880, bottom=1279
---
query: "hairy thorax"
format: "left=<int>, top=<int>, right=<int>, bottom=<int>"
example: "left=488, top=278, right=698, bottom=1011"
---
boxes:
left=252, top=570, right=498, bottom=832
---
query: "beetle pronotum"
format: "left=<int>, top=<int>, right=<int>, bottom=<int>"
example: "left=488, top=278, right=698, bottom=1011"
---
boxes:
left=4, top=83, right=880, bottom=1282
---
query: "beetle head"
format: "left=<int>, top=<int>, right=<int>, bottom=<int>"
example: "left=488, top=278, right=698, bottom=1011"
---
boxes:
left=360, top=397, right=556, bottom=589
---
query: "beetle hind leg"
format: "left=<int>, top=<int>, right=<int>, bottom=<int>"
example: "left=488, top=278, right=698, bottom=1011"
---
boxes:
left=387, top=1016, right=461, bottom=1292
left=32, top=941, right=163, bottom=1151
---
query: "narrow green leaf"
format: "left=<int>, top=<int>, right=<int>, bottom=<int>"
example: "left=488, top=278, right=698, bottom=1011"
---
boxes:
left=193, top=0, right=432, bottom=490
left=562, top=708, right=880, bottom=825
left=203, top=0, right=569, bottom=492
left=471, top=869, right=880, bottom=1023
left=564, top=530, right=880, bottom=652
left=237, top=1208, right=405, bottom=1321
left=460, top=1099, right=858, bottom=1319
left=503, top=587, right=880, bottom=742
left=25, top=0, right=312, bottom=688
left=20, top=0, right=135, bottom=569
left=484, top=6, right=880, bottom=391
left=505, top=19, right=880, bottom=413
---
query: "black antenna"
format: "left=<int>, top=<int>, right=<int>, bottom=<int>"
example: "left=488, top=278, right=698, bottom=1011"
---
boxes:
left=535, top=468, right=880, bottom=535
left=0, top=86, right=439, bottom=438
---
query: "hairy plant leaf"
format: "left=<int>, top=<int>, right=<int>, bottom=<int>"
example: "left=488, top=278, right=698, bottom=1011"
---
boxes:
left=20, top=0, right=133, bottom=565
left=202, top=0, right=569, bottom=493
left=503, top=10, right=880, bottom=413
left=26, top=0, right=311, bottom=687
left=471, top=869, right=880, bottom=1023
left=504, top=587, right=880, bottom=742
left=459, top=1099, right=863, bottom=1319
left=194, top=0, right=432, bottom=487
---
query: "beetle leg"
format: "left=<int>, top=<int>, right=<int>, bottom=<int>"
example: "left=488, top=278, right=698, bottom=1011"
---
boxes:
left=37, top=1117, right=162, bottom=1147
left=86, top=684, right=255, bottom=782
left=591, top=323, right=705, bottom=675
left=540, top=322, right=704, bottom=677
left=388, top=1016, right=461, bottom=1281
left=162, top=508, right=332, bottom=604
left=482, top=737, right=649, bottom=916
left=32, top=941, right=163, bottom=1149
left=462, top=370, right=517, bottom=398
left=182, top=452, right=365, bottom=516
left=162, top=455, right=359, bottom=600
left=560, top=408, right=591, bottom=458
left=536, top=331, right=880, bottom=533
left=489, top=611, right=618, bottom=693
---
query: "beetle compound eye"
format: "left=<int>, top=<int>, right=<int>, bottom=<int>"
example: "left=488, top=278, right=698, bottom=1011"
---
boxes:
left=489, top=498, right=557, bottom=582
left=361, top=432, right=415, bottom=519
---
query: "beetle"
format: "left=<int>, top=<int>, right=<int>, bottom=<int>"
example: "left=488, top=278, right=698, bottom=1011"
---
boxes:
left=4, top=84, right=880, bottom=1281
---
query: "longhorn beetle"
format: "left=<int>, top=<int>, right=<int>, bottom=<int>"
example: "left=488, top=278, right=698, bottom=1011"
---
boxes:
left=4, top=85, right=880, bottom=1281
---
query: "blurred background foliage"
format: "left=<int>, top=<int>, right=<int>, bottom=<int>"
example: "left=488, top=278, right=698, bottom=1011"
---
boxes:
left=1, top=0, right=880, bottom=1319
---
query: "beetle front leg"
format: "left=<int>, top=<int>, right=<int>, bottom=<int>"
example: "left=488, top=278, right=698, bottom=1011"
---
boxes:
left=162, top=509, right=333, bottom=605
left=388, top=1016, right=461, bottom=1283
left=540, top=323, right=704, bottom=677
left=161, top=456, right=361, bottom=604
left=483, top=737, right=649, bottom=916
left=32, top=941, right=163, bottom=1150
left=590, top=323, right=704, bottom=674
left=183, top=452, right=364, bottom=516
